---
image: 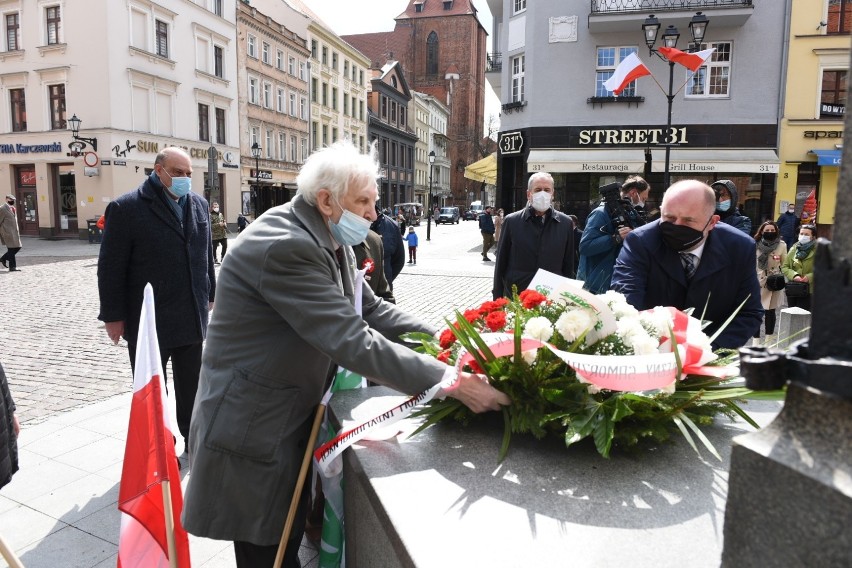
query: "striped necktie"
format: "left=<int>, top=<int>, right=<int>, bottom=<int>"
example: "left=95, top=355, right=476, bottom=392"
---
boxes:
left=680, top=252, right=697, bottom=280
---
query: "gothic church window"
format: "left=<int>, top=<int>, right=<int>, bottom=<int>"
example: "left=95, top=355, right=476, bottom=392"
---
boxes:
left=427, top=31, right=439, bottom=75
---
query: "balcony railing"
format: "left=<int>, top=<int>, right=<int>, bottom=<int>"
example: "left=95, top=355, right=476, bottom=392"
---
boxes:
left=486, top=52, right=502, bottom=73
left=590, top=0, right=752, bottom=14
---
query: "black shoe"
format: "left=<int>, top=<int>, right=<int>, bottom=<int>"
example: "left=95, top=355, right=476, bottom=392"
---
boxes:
left=0, top=260, right=6, bottom=268
left=9, top=268, right=20, bottom=272
left=483, top=256, right=492, bottom=262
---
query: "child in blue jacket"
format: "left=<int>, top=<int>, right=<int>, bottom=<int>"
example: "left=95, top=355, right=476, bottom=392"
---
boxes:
left=405, top=226, right=418, bottom=264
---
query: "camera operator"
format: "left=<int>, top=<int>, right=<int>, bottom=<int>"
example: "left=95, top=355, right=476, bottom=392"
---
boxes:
left=578, top=176, right=649, bottom=293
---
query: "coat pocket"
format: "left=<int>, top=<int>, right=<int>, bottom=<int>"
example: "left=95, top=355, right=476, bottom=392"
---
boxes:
left=204, top=367, right=299, bottom=462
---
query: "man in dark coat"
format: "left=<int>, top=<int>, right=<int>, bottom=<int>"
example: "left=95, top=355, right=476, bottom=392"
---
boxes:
left=0, top=362, right=19, bottom=490
left=97, top=147, right=215, bottom=447
left=712, top=179, right=752, bottom=235
left=493, top=172, right=575, bottom=299
left=479, top=205, right=496, bottom=261
left=611, top=179, right=762, bottom=349
left=776, top=202, right=799, bottom=249
left=370, top=208, right=405, bottom=289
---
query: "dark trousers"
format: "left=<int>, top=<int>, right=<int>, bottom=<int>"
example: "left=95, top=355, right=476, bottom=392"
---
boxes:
left=482, top=232, right=495, bottom=256
left=1, top=247, right=21, bottom=270
left=787, top=294, right=811, bottom=312
left=408, top=246, right=417, bottom=263
left=213, top=238, right=228, bottom=261
left=755, top=308, right=777, bottom=337
left=127, top=341, right=202, bottom=443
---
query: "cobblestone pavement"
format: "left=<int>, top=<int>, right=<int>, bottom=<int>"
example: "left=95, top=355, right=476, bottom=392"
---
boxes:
left=1, top=220, right=494, bottom=425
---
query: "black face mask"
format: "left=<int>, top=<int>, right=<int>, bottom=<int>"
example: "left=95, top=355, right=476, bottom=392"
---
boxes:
left=659, top=217, right=712, bottom=252
left=762, top=232, right=778, bottom=242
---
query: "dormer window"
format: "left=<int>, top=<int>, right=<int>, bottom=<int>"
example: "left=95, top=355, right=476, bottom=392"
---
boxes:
left=444, top=1, right=453, bottom=10
left=414, top=1, right=424, bottom=13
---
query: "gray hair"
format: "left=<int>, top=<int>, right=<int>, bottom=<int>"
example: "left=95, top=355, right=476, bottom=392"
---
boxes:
left=154, top=146, right=189, bottom=166
left=296, top=139, right=380, bottom=205
left=527, top=171, right=554, bottom=190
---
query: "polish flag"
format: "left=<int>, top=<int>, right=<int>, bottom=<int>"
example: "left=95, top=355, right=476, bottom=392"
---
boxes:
left=603, top=52, right=651, bottom=95
left=658, top=47, right=716, bottom=72
left=117, top=284, right=190, bottom=568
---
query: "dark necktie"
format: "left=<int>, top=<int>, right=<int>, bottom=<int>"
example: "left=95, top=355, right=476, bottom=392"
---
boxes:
left=680, top=252, right=697, bottom=280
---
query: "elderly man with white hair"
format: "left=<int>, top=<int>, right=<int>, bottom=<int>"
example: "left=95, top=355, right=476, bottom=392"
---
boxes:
left=182, top=140, right=509, bottom=568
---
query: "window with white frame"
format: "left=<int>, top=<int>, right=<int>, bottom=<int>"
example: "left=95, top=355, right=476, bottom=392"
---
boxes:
left=290, top=135, right=297, bottom=162
left=155, top=19, right=169, bottom=57
left=10, top=88, right=26, bottom=131
left=198, top=103, right=209, bottom=141
left=263, top=82, right=272, bottom=108
left=686, top=41, right=731, bottom=98
left=5, top=12, right=20, bottom=51
left=215, top=107, right=225, bottom=144
left=279, top=131, right=286, bottom=160
left=289, top=92, right=296, bottom=116
left=299, top=61, right=307, bottom=80
left=827, top=0, right=852, bottom=34
left=511, top=54, right=525, bottom=102
left=289, top=56, right=296, bottom=75
left=276, top=49, right=284, bottom=70
left=262, top=41, right=270, bottom=64
left=595, top=46, right=638, bottom=97
left=513, top=0, right=526, bottom=15
left=301, top=138, right=307, bottom=162
left=214, top=45, right=224, bottom=78
left=247, top=34, right=257, bottom=58
left=250, top=126, right=259, bottom=147
left=266, top=129, right=273, bottom=158
left=300, top=96, right=307, bottom=120
left=249, top=77, right=259, bottom=104
left=45, top=4, right=61, bottom=45
left=277, top=87, right=285, bottom=113
left=48, top=83, right=66, bottom=129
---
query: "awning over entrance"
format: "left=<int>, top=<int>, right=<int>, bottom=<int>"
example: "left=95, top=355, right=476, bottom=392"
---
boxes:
left=810, top=149, right=842, bottom=166
left=526, top=148, right=780, bottom=174
left=464, top=152, right=497, bottom=185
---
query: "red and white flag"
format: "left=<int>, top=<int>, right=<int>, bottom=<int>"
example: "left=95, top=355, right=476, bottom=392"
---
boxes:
left=117, top=284, right=190, bottom=568
left=658, top=47, right=715, bottom=72
left=603, top=52, right=651, bottom=95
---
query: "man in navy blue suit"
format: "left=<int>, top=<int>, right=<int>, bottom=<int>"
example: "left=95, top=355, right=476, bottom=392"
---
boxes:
left=612, top=180, right=762, bottom=349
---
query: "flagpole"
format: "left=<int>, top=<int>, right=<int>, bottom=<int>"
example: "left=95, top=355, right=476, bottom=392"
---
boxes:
left=161, top=479, right=179, bottom=568
left=274, top=402, right=327, bottom=568
left=0, top=534, right=25, bottom=568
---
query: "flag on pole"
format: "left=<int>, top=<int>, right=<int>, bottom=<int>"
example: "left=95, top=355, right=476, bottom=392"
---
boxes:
left=117, top=284, right=190, bottom=568
left=603, top=52, right=651, bottom=95
left=657, top=47, right=715, bottom=72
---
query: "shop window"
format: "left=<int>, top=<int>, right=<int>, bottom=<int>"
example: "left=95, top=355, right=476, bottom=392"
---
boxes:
left=686, top=42, right=732, bottom=98
left=820, top=69, right=847, bottom=118
left=596, top=47, right=638, bottom=97
left=827, top=0, right=852, bottom=34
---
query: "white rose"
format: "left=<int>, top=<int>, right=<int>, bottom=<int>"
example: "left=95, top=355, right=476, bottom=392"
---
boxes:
left=524, top=316, right=554, bottom=342
left=555, top=309, right=594, bottom=342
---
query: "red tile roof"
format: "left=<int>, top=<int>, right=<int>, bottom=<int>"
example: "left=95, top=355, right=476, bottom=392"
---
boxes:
left=396, top=0, right=479, bottom=20
left=342, top=29, right=411, bottom=69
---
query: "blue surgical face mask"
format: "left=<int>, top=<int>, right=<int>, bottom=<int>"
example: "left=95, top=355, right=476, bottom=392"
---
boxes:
left=717, top=199, right=731, bottom=212
left=162, top=168, right=192, bottom=198
left=328, top=196, right=371, bottom=246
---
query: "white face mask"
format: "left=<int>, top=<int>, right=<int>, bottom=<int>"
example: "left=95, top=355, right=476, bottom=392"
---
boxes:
left=798, top=235, right=812, bottom=245
left=530, top=191, right=552, bottom=212
left=212, top=207, right=219, bottom=212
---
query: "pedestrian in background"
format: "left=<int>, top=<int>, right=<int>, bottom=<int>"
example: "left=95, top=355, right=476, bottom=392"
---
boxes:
left=753, top=220, right=787, bottom=343
left=494, top=208, right=504, bottom=250
left=371, top=205, right=405, bottom=290
left=181, top=140, right=508, bottom=568
left=567, top=213, right=583, bottom=277
left=612, top=179, right=762, bottom=349
left=479, top=205, right=495, bottom=261
left=237, top=212, right=250, bottom=233
left=0, top=361, right=20, bottom=491
left=493, top=172, right=575, bottom=299
left=712, top=179, right=752, bottom=235
left=776, top=203, right=799, bottom=250
left=353, top=230, right=395, bottom=303
left=406, top=225, right=418, bottom=264
left=97, top=147, right=215, bottom=452
left=0, top=194, right=22, bottom=272
left=210, top=201, right=228, bottom=264
left=781, top=224, right=817, bottom=312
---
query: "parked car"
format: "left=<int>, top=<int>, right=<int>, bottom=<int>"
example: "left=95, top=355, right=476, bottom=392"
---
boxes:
left=463, top=209, right=478, bottom=221
left=436, top=207, right=460, bottom=224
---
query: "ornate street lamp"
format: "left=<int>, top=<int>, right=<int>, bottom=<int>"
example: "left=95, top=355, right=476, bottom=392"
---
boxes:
left=427, top=150, right=435, bottom=241
left=642, top=12, right=709, bottom=189
left=68, top=114, right=98, bottom=152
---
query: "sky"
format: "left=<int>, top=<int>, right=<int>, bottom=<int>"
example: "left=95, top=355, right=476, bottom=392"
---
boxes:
left=299, top=0, right=501, bottom=135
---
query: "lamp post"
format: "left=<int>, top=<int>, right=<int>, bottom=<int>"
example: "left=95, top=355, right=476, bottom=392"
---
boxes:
left=642, top=12, right=709, bottom=189
left=251, top=142, right=261, bottom=217
left=68, top=114, right=98, bottom=152
left=427, top=150, right=435, bottom=241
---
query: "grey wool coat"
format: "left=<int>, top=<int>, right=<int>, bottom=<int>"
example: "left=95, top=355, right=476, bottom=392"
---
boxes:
left=0, top=203, right=21, bottom=249
left=97, top=173, right=215, bottom=348
left=182, top=194, right=447, bottom=545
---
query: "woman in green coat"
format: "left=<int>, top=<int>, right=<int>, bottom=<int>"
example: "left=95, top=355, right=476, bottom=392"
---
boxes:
left=781, top=224, right=816, bottom=311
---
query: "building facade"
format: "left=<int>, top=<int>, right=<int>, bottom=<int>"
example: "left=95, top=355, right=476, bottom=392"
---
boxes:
left=776, top=0, right=848, bottom=238
left=412, top=91, right=450, bottom=210
left=237, top=0, right=310, bottom=218
left=486, top=0, right=784, bottom=226
left=0, top=0, right=240, bottom=238
left=343, top=0, right=488, bottom=207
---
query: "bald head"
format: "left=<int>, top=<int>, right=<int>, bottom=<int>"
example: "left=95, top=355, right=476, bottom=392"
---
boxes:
left=155, top=146, right=191, bottom=167
left=662, top=180, right=717, bottom=219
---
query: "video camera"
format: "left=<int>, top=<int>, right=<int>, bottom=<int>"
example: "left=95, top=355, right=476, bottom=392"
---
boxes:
left=599, top=182, right=644, bottom=232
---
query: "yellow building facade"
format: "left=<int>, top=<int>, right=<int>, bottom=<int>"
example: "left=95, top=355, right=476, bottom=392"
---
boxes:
left=778, top=1, right=850, bottom=238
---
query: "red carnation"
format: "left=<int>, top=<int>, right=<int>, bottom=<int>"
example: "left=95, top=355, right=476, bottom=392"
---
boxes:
left=361, top=257, right=375, bottom=274
left=463, top=309, right=481, bottom=323
left=468, top=359, right=484, bottom=374
left=437, top=349, right=452, bottom=363
left=519, top=289, right=548, bottom=309
left=485, top=310, right=507, bottom=332
left=439, top=328, right=456, bottom=349
left=479, top=298, right=509, bottom=313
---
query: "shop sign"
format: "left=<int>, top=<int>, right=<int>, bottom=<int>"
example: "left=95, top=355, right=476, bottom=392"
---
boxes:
left=251, top=169, right=273, bottom=180
left=0, top=142, right=63, bottom=154
left=18, top=170, right=36, bottom=186
left=136, top=139, right=227, bottom=160
left=499, top=131, right=524, bottom=155
left=221, top=163, right=239, bottom=168
left=578, top=127, right=689, bottom=146
left=803, top=130, right=843, bottom=139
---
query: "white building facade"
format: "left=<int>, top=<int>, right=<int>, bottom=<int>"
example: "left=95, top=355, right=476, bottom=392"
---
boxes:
left=0, top=0, right=240, bottom=238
